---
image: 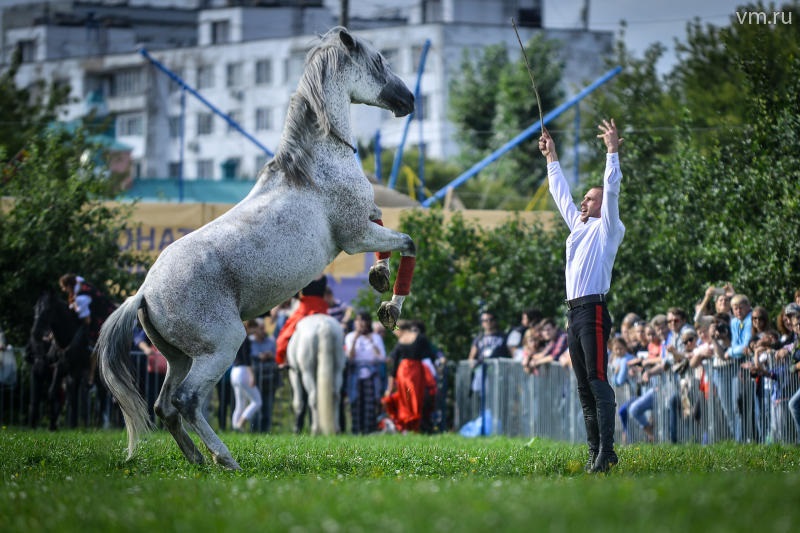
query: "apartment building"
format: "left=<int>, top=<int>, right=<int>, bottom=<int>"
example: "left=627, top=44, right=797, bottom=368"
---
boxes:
left=2, top=1, right=612, bottom=183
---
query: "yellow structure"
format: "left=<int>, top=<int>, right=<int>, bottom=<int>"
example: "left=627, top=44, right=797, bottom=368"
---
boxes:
left=121, top=202, right=555, bottom=281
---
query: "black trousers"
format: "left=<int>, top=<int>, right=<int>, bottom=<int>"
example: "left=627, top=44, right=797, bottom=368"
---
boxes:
left=567, top=302, right=616, bottom=451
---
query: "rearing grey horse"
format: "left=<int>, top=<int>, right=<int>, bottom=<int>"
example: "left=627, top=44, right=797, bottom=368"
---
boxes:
left=97, top=28, right=415, bottom=470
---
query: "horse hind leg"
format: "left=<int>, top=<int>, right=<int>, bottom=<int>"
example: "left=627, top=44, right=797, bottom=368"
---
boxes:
left=139, top=310, right=204, bottom=465
left=302, top=371, right=320, bottom=435
left=288, top=367, right=307, bottom=434
left=172, top=350, right=240, bottom=470
left=154, top=353, right=205, bottom=465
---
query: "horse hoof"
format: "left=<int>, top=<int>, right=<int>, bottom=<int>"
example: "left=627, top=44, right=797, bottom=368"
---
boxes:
left=368, top=264, right=391, bottom=293
left=214, top=454, right=241, bottom=471
left=377, top=302, right=400, bottom=329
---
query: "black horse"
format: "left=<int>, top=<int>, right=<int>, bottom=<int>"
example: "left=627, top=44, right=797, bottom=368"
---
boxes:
left=27, top=290, right=91, bottom=430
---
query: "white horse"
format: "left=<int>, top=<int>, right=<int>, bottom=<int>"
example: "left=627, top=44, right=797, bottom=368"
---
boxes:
left=287, top=314, right=346, bottom=436
left=96, top=27, right=416, bottom=470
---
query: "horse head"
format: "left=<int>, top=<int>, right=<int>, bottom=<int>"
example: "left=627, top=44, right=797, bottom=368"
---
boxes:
left=334, top=28, right=415, bottom=118
left=274, top=28, right=414, bottom=186
left=31, top=290, right=56, bottom=344
left=301, top=28, right=414, bottom=133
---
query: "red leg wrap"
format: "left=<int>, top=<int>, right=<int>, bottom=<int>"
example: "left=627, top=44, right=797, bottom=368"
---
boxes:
left=393, top=256, right=416, bottom=296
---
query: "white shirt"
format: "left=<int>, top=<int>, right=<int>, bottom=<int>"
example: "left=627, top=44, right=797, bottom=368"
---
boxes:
left=548, top=153, right=625, bottom=300
left=344, top=331, right=386, bottom=379
left=71, top=277, right=92, bottom=320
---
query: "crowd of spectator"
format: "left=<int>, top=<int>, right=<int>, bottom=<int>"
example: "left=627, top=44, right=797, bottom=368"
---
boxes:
left=469, top=285, right=800, bottom=444
left=15, top=272, right=449, bottom=436
left=13, top=271, right=800, bottom=444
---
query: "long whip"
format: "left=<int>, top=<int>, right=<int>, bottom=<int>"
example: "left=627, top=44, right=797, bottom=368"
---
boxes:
left=511, top=18, right=544, bottom=127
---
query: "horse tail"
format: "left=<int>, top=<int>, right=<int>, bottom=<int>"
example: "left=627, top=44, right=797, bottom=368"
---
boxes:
left=96, top=292, right=153, bottom=458
left=316, top=316, right=344, bottom=435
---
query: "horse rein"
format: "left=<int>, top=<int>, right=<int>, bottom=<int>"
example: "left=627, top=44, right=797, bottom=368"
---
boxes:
left=330, top=129, right=357, bottom=154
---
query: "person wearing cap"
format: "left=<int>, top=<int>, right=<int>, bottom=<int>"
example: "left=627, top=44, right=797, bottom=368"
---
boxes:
left=539, top=119, right=625, bottom=473
left=779, top=303, right=800, bottom=437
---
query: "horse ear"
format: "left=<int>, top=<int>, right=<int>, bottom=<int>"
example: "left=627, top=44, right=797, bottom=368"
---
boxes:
left=339, top=29, right=356, bottom=52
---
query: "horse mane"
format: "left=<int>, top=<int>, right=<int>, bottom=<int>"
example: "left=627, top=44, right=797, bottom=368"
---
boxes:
left=268, top=27, right=354, bottom=187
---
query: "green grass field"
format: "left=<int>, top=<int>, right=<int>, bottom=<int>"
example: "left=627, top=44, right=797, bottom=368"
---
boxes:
left=2, top=428, right=799, bottom=532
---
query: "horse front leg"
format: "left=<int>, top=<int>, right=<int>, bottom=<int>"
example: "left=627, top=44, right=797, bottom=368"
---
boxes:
left=367, top=219, right=392, bottom=293
left=343, top=220, right=416, bottom=330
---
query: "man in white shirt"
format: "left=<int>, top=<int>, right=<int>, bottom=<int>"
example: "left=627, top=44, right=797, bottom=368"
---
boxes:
left=539, top=119, right=625, bottom=473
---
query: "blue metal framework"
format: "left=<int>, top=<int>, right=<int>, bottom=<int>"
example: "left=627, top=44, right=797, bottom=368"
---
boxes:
left=421, top=66, right=622, bottom=207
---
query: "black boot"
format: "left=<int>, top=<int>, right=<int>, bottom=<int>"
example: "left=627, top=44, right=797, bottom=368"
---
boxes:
left=590, top=379, right=618, bottom=473
left=577, top=385, right=600, bottom=472
left=592, top=449, right=619, bottom=473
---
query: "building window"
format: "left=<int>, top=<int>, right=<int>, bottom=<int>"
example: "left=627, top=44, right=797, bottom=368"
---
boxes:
left=381, top=48, right=399, bottom=70
left=419, top=94, right=431, bottom=121
left=111, top=68, right=144, bottom=97
left=226, top=62, right=243, bottom=88
left=255, top=107, right=272, bottom=131
left=255, top=59, right=272, bottom=85
left=168, top=161, right=182, bottom=178
left=132, top=160, right=142, bottom=179
left=211, top=20, right=230, bottom=44
left=17, top=40, right=36, bottom=62
left=221, top=158, right=240, bottom=180
left=226, top=110, right=242, bottom=134
left=197, top=159, right=214, bottom=179
left=197, top=113, right=214, bottom=135
left=168, top=116, right=182, bottom=139
left=169, top=68, right=184, bottom=93
left=284, top=51, right=306, bottom=84
left=411, top=44, right=428, bottom=73
left=255, top=154, right=269, bottom=174
left=117, top=113, right=144, bottom=136
left=197, top=65, right=214, bottom=90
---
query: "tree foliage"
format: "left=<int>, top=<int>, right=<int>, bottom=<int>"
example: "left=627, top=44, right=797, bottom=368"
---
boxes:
left=0, top=66, right=144, bottom=345
left=448, top=43, right=509, bottom=156
left=448, top=36, right=564, bottom=209
left=355, top=209, right=564, bottom=360
left=580, top=1, right=800, bottom=319
left=0, top=47, right=71, bottom=164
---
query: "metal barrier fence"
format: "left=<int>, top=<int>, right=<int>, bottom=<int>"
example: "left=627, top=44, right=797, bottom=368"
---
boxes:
left=0, top=349, right=454, bottom=435
left=455, top=359, right=584, bottom=441
left=455, top=357, right=800, bottom=445
left=4, top=343, right=798, bottom=444
left=0, top=348, right=285, bottom=432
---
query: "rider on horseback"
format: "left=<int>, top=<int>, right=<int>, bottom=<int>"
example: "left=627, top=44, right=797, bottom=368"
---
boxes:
left=59, top=274, right=117, bottom=348
left=275, top=274, right=330, bottom=367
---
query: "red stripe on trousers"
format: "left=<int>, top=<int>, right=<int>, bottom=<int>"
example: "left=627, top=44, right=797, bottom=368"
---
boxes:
left=595, top=304, right=606, bottom=381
